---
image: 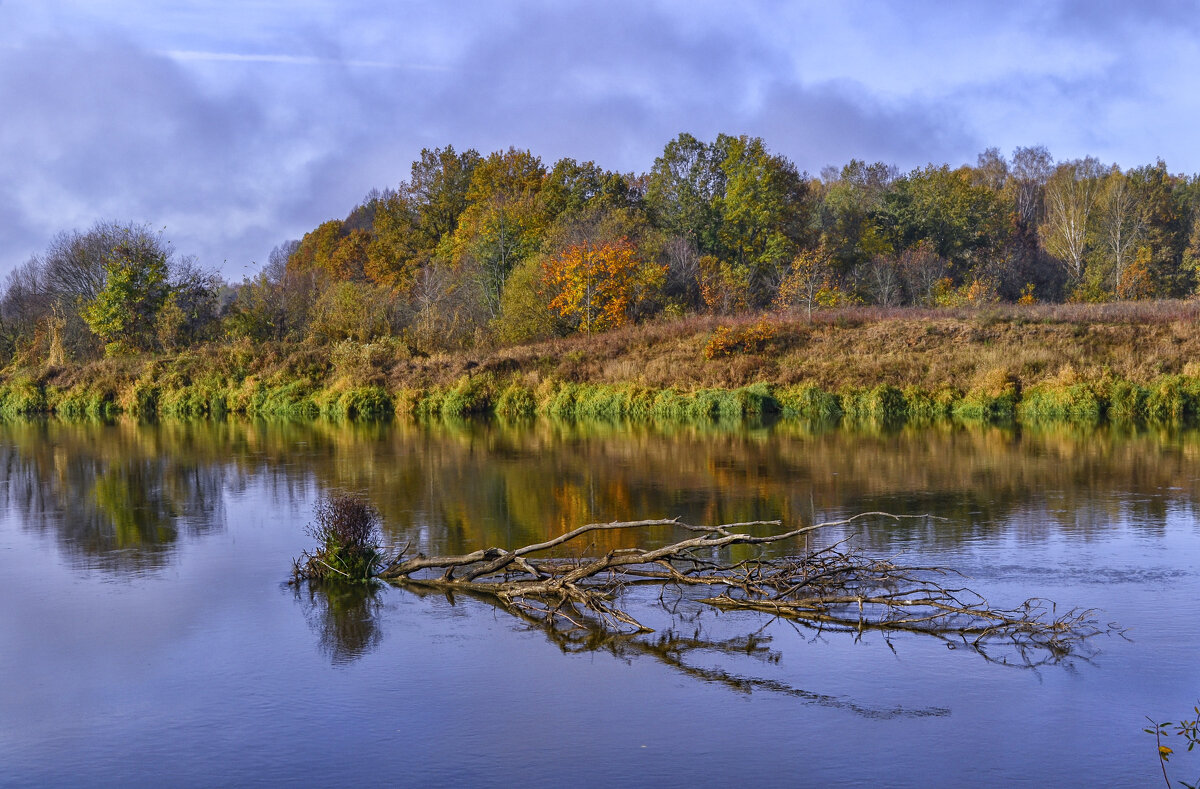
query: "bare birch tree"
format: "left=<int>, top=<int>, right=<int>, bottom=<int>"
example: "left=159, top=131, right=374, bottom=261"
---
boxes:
left=1098, top=169, right=1145, bottom=293
left=1041, top=157, right=1104, bottom=289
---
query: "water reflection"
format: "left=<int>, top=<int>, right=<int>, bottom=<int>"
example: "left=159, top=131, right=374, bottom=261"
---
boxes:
left=0, top=420, right=227, bottom=572
left=294, top=583, right=384, bottom=665
left=2, top=416, right=1200, bottom=573
left=398, top=585, right=953, bottom=718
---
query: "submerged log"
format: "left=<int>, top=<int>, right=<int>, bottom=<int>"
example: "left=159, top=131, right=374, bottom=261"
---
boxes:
left=376, top=513, right=1115, bottom=664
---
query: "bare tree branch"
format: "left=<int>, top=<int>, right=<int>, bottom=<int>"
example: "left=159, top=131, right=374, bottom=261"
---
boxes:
left=374, top=514, right=1117, bottom=662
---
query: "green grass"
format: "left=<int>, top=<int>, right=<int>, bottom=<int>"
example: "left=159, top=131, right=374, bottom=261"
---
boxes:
left=0, top=377, right=47, bottom=417
left=842, top=384, right=906, bottom=423
left=1107, top=380, right=1149, bottom=423
left=776, top=384, right=843, bottom=421
left=1144, top=375, right=1200, bottom=424
left=319, top=385, right=394, bottom=420
left=441, top=375, right=495, bottom=419
left=54, top=389, right=119, bottom=420
left=495, top=382, right=537, bottom=419
left=1018, top=382, right=1103, bottom=424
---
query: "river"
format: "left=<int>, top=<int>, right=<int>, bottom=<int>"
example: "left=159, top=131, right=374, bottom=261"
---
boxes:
left=1, top=417, right=1197, bottom=787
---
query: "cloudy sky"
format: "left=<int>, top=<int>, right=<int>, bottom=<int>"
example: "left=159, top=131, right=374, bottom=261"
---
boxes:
left=3, top=0, right=1199, bottom=280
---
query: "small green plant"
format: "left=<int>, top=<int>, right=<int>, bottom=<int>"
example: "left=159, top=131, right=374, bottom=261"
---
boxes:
left=292, top=493, right=386, bottom=584
left=1145, top=703, right=1200, bottom=788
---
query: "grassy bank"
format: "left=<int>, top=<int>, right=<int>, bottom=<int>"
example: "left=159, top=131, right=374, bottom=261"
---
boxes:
left=3, top=302, right=1200, bottom=427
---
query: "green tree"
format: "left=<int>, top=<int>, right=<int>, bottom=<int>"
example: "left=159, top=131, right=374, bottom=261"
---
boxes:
left=647, top=133, right=810, bottom=308
left=717, top=135, right=811, bottom=302
left=816, top=159, right=897, bottom=272
left=1079, top=168, right=1145, bottom=299
left=881, top=164, right=1005, bottom=281
left=1127, top=160, right=1193, bottom=297
left=407, top=145, right=482, bottom=248
left=542, top=158, right=639, bottom=222
left=494, top=256, right=561, bottom=345
left=450, top=148, right=549, bottom=321
left=82, top=227, right=171, bottom=356
left=156, top=259, right=221, bottom=350
left=645, top=132, right=727, bottom=256
left=307, top=281, right=394, bottom=343
left=366, top=146, right=483, bottom=291
left=364, top=189, right=421, bottom=291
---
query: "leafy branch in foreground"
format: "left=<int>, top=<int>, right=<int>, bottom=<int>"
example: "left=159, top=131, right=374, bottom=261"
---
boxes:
left=372, top=512, right=1117, bottom=666
left=1146, top=704, right=1200, bottom=789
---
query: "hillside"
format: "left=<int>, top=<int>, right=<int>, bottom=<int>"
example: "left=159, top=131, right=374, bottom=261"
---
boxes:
left=3, top=301, right=1200, bottom=424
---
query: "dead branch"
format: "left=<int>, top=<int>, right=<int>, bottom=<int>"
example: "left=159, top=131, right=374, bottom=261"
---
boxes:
left=372, top=513, right=1117, bottom=662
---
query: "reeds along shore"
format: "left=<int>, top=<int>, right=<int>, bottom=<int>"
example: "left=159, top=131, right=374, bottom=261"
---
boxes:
left=6, top=363, right=1200, bottom=428
left=3, top=305, right=1200, bottom=427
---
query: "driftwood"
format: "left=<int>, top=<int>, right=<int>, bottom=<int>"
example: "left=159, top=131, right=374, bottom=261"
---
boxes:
left=378, top=513, right=1114, bottom=665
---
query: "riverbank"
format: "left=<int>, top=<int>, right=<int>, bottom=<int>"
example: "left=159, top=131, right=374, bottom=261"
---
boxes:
left=3, top=302, right=1200, bottom=425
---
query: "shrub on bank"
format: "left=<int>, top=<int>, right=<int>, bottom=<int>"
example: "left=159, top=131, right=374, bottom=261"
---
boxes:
left=0, top=376, right=47, bottom=417
left=843, top=384, right=906, bottom=422
left=1144, top=375, right=1200, bottom=424
left=441, top=374, right=495, bottom=418
left=955, top=368, right=1020, bottom=422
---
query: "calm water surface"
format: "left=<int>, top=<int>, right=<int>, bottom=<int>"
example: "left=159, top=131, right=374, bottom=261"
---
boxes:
left=1, top=417, right=1198, bottom=787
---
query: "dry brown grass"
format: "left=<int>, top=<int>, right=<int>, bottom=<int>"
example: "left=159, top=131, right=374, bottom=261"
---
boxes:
left=438, top=301, right=1200, bottom=393
left=8, top=300, right=1200, bottom=408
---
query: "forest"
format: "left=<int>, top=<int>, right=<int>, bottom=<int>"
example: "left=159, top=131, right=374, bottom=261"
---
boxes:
left=4, top=132, right=1200, bottom=368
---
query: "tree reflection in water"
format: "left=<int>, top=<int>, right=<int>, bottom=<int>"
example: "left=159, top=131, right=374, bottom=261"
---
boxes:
left=295, top=582, right=384, bottom=665
left=5, top=416, right=1200, bottom=576
left=390, top=585, right=955, bottom=718
left=0, top=420, right=226, bottom=572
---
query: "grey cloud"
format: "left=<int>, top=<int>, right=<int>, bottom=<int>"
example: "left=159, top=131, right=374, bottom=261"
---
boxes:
left=1050, top=0, right=1200, bottom=37
left=0, top=33, right=398, bottom=277
left=1, top=38, right=283, bottom=271
left=0, top=5, right=993, bottom=280
left=376, top=0, right=956, bottom=173
left=749, top=81, right=980, bottom=174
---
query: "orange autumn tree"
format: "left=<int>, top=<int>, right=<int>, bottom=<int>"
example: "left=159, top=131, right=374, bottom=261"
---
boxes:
left=543, top=238, right=663, bottom=334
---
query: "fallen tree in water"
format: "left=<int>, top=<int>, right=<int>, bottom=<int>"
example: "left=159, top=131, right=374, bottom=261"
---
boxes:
left=360, top=512, right=1113, bottom=665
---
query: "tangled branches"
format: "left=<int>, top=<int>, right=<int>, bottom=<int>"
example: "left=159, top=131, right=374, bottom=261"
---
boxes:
left=376, top=513, right=1116, bottom=665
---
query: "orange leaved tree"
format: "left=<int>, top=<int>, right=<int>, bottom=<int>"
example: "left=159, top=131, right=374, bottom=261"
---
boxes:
left=543, top=238, right=662, bottom=335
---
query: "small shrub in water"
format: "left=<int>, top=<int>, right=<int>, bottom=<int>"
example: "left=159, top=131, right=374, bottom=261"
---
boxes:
left=293, top=493, right=385, bottom=584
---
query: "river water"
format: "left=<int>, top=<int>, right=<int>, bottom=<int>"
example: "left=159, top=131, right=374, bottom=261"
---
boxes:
left=1, top=417, right=1198, bottom=787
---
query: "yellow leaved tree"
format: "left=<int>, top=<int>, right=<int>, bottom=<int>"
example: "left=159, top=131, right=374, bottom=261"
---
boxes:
left=543, top=238, right=663, bottom=335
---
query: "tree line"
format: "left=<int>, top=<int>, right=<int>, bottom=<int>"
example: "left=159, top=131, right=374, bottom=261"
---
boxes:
left=5, top=133, right=1200, bottom=364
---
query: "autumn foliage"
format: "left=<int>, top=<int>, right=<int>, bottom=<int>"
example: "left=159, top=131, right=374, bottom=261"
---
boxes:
left=703, top=320, right=776, bottom=359
left=14, top=133, right=1200, bottom=370
left=543, top=238, right=665, bottom=334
